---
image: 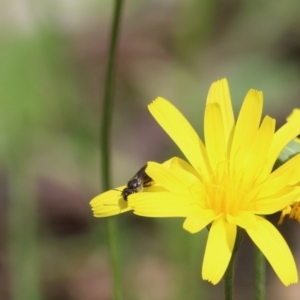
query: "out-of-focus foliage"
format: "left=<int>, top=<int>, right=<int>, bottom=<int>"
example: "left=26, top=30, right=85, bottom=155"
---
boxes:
left=2, top=0, right=300, bottom=299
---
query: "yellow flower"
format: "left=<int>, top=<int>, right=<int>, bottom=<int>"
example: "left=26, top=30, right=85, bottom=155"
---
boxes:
left=129, top=79, right=300, bottom=285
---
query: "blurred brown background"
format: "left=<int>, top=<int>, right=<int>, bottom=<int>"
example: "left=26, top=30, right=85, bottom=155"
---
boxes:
left=1, top=0, right=300, bottom=299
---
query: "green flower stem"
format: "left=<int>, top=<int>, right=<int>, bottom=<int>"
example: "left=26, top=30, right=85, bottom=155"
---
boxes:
left=101, top=0, right=123, bottom=181
left=224, top=257, right=234, bottom=300
left=107, top=218, right=123, bottom=300
left=100, top=0, right=124, bottom=299
left=254, top=246, right=266, bottom=300
left=224, top=228, right=244, bottom=300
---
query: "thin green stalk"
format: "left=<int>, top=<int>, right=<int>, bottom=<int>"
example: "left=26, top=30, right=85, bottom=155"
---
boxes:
left=100, top=0, right=124, bottom=299
left=224, top=228, right=244, bottom=300
left=101, top=0, right=123, bottom=181
left=224, top=256, right=234, bottom=300
left=254, top=246, right=266, bottom=300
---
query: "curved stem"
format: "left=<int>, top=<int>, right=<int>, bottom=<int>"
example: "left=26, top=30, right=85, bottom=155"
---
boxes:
left=254, top=246, right=266, bottom=300
left=101, top=0, right=123, bottom=181
left=100, top=0, right=124, bottom=299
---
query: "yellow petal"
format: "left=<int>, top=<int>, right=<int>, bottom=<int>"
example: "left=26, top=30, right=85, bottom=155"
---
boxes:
left=227, top=211, right=258, bottom=230
left=241, top=116, right=275, bottom=185
left=254, top=154, right=300, bottom=198
left=246, top=216, right=298, bottom=286
left=287, top=108, right=300, bottom=122
left=265, top=116, right=300, bottom=174
left=148, top=97, right=212, bottom=180
left=206, top=79, right=235, bottom=143
left=202, top=218, right=236, bottom=284
left=90, top=186, right=131, bottom=217
left=165, top=157, right=202, bottom=181
left=183, top=206, right=219, bottom=233
left=253, top=187, right=300, bottom=214
left=204, top=103, right=226, bottom=171
left=161, top=158, right=174, bottom=167
left=230, top=90, right=263, bottom=171
left=129, top=192, right=190, bottom=217
left=267, top=153, right=300, bottom=186
left=146, top=161, right=201, bottom=195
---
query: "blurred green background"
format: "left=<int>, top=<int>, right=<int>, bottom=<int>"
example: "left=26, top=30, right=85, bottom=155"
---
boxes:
left=1, top=0, right=300, bottom=299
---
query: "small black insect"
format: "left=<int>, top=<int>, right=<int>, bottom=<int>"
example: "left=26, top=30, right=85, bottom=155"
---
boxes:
left=121, top=164, right=153, bottom=201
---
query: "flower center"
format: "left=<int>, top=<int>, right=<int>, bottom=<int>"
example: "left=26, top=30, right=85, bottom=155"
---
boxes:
left=203, top=167, right=248, bottom=216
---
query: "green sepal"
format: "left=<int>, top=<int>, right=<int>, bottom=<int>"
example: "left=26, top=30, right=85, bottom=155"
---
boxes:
left=274, top=138, right=300, bottom=170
